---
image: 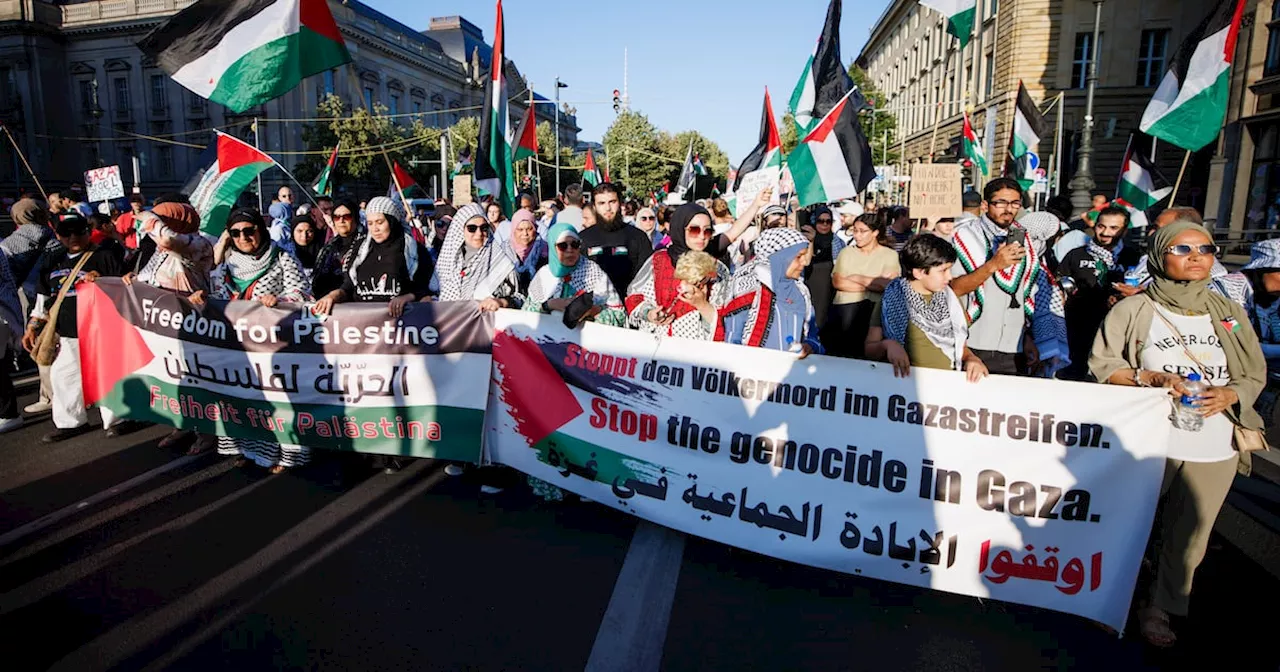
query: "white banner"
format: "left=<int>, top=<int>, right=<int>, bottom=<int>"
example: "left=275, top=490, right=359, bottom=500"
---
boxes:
left=734, top=166, right=781, bottom=211
left=486, top=311, right=1172, bottom=630
left=84, top=165, right=125, bottom=202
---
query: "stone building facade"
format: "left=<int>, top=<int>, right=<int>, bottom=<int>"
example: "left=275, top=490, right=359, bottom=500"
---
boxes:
left=858, top=0, right=1215, bottom=215
left=0, top=0, right=579, bottom=199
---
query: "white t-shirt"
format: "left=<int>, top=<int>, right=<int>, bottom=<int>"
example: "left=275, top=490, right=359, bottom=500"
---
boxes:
left=1140, top=305, right=1235, bottom=462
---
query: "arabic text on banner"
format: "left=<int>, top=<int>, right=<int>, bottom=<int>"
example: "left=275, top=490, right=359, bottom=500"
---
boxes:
left=78, top=279, right=494, bottom=460
left=485, top=310, right=1172, bottom=631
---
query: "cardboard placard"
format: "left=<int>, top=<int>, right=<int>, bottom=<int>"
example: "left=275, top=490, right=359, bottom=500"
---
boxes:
left=85, top=165, right=125, bottom=203
left=908, top=163, right=962, bottom=223
left=452, top=175, right=473, bottom=206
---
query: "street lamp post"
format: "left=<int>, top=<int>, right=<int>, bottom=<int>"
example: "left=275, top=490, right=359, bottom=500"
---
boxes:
left=554, top=77, right=567, bottom=196
left=1069, top=1, right=1104, bottom=216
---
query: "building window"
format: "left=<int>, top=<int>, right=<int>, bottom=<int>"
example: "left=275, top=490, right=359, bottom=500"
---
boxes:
left=1266, top=2, right=1280, bottom=77
left=1137, top=29, right=1169, bottom=87
left=187, top=90, right=205, bottom=113
left=113, top=77, right=129, bottom=113
left=985, top=0, right=998, bottom=19
left=984, top=51, right=995, bottom=98
left=158, top=146, right=173, bottom=177
left=79, top=80, right=95, bottom=112
left=390, top=95, right=399, bottom=116
left=364, top=86, right=374, bottom=110
left=323, top=70, right=335, bottom=96
left=1072, top=32, right=1102, bottom=89
left=413, top=100, right=422, bottom=115
left=150, top=75, right=167, bottom=113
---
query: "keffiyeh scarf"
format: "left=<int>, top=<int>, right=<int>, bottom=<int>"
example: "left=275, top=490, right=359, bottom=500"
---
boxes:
left=880, top=278, right=967, bottom=369
left=722, top=228, right=813, bottom=350
left=435, top=203, right=518, bottom=301
left=953, top=215, right=1040, bottom=323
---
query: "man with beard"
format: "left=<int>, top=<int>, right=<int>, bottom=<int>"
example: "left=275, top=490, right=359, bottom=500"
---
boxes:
left=1057, top=205, right=1140, bottom=380
left=579, top=182, right=654, bottom=293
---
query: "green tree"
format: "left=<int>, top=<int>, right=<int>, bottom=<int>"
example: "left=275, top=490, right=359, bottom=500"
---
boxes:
left=780, top=111, right=799, bottom=156
left=657, top=130, right=729, bottom=191
left=297, top=94, right=441, bottom=197
left=849, top=65, right=897, bottom=166
left=602, top=110, right=668, bottom=196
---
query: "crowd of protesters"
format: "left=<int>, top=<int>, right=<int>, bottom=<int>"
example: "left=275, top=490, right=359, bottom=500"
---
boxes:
left=0, top=174, right=1278, bottom=647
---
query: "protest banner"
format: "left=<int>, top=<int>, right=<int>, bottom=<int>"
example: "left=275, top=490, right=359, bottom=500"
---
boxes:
left=78, top=280, right=494, bottom=460
left=908, top=163, right=962, bottom=224
left=485, top=310, right=1171, bottom=631
left=734, top=166, right=781, bottom=211
left=84, top=165, right=125, bottom=203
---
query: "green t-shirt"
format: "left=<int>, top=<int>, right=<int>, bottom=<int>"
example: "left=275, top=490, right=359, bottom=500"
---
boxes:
left=870, top=293, right=954, bottom=371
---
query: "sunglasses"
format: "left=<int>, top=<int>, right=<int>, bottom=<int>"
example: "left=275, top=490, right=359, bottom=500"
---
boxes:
left=229, top=227, right=258, bottom=239
left=639, top=215, right=656, bottom=221
left=685, top=225, right=714, bottom=237
left=556, top=240, right=582, bottom=251
left=1165, top=244, right=1219, bottom=257
left=333, top=213, right=354, bottom=221
left=694, top=276, right=718, bottom=288
left=816, top=217, right=834, bottom=223
left=465, top=224, right=493, bottom=234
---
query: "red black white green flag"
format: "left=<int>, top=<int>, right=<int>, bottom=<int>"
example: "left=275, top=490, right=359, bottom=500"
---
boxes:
left=473, top=0, right=516, bottom=216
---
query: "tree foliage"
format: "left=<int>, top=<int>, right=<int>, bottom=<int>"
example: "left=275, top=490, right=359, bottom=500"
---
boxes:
left=297, top=94, right=442, bottom=198
left=780, top=111, right=799, bottom=157
left=849, top=65, right=898, bottom=166
left=602, top=110, right=667, bottom=196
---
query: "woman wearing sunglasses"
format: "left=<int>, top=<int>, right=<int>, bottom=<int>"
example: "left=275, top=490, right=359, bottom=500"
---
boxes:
left=1091, top=219, right=1266, bottom=648
left=191, top=208, right=313, bottom=474
left=625, top=203, right=730, bottom=338
left=524, top=222, right=625, bottom=327
left=433, top=203, right=521, bottom=311
left=310, top=200, right=363, bottom=297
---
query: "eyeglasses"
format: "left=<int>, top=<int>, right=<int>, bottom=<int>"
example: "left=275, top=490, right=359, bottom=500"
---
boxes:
left=988, top=200, right=1021, bottom=209
left=333, top=213, right=354, bottom=221
left=556, top=240, right=582, bottom=251
left=229, top=227, right=258, bottom=239
left=465, top=224, right=493, bottom=234
left=816, top=217, right=833, bottom=223
left=1165, top=243, right=1219, bottom=257
left=639, top=215, right=656, bottom=221
left=686, top=225, right=714, bottom=237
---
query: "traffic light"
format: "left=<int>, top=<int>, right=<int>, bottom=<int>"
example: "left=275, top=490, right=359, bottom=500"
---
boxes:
left=612, top=89, right=621, bottom=113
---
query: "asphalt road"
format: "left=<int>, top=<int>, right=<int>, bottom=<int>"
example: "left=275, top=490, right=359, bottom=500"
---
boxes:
left=2, top=379, right=1279, bottom=672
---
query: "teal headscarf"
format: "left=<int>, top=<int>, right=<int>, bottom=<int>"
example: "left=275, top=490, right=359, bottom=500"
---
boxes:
left=546, top=222, right=580, bottom=278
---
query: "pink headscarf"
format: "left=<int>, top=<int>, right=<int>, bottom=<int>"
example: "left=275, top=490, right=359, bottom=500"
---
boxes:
left=509, top=209, right=538, bottom=258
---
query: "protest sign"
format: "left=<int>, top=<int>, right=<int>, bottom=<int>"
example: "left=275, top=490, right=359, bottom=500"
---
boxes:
left=84, top=165, right=125, bottom=202
left=909, top=163, right=962, bottom=223
left=734, top=166, right=781, bottom=211
left=453, top=174, right=473, bottom=206
left=486, top=310, right=1171, bottom=631
left=78, top=280, right=493, bottom=460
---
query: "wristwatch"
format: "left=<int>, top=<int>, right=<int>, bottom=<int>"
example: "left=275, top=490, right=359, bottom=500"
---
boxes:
left=1134, top=369, right=1153, bottom=387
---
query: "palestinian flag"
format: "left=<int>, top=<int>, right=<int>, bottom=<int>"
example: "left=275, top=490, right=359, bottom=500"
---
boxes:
left=1139, top=0, right=1246, bottom=152
left=184, top=131, right=275, bottom=236
left=788, top=0, right=854, bottom=136
left=710, top=182, right=721, bottom=197
left=692, top=154, right=709, bottom=176
left=920, top=1, right=976, bottom=49
left=789, top=88, right=877, bottom=207
left=1004, top=82, right=1049, bottom=191
left=583, top=149, right=602, bottom=187
left=734, top=89, right=784, bottom=191
left=962, top=111, right=987, bottom=176
left=387, top=161, right=421, bottom=218
left=311, top=142, right=338, bottom=197
left=676, top=141, right=696, bottom=197
left=452, top=145, right=473, bottom=178
left=138, top=0, right=352, bottom=114
left=473, top=0, right=516, bottom=216
left=1116, top=134, right=1173, bottom=214
left=1112, top=197, right=1155, bottom=230
left=512, top=103, right=538, bottom=162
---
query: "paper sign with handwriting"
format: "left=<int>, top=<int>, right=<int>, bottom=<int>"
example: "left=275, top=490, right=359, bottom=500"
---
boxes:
left=909, top=163, right=962, bottom=223
left=78, top=280, right=493, bottom=460
left=486, top=310, right=1171, bottom=630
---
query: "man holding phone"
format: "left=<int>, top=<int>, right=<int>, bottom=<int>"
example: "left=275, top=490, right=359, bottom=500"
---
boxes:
left=949, top=177, right=1041, bottom=376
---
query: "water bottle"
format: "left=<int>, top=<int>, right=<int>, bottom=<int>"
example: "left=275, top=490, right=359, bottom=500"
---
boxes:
left=1124, top=266, right=1142, bottom=288
left=1174, top=372, right=1207, bottom=432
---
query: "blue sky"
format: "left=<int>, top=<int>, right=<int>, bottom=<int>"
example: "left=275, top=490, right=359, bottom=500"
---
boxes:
left=378, top=0, right=892, bottom=162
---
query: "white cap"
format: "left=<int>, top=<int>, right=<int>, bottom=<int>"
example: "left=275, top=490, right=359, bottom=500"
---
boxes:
left=833, top=200, right=864, bottom=218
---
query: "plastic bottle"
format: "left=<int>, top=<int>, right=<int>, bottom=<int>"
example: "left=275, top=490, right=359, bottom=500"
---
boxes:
left=1124, top=266, right=1142, bottom=288
left=1174, top=372, right=1207, bottom=432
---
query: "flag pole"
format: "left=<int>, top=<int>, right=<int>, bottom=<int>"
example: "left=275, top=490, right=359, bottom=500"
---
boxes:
left=382, top=147, right=413, bottom=222
left=1052, top=93, right=1065, bottom=196
left=253, top=117, right=264, bottom=211
left=0, top=123, right=46, bottom=201
left=1169, top=149, right=1192, bottom=205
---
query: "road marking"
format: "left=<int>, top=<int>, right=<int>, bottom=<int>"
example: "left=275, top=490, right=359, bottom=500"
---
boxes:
left=585, top=521, right=686, bottom=672
left=0, top=454, right=206, bottom=550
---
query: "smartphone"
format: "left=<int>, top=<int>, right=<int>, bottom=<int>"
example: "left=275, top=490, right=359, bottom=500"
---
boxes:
left=1006, top=228, right=1027, bottom=248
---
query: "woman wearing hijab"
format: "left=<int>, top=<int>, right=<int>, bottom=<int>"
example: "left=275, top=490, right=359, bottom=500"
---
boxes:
left=290, top=215, right=322, bottom=278
left=434, top=202, right=521, bottom=310
left=124, top=202, right=214, bottom=295
left=312, top=196, right=433, bottom=316
left=802, top=205, right=844, bottom=328
left=507, top=209, right=548, bottom=294
left=1090, top=219, right=1266, bottom=648
left=191, top=208, right=312, bottom=473
left=864, top=235, right=988, bottom=380
left=525, top=222, right=625, bottom=327
left=720, top=228, right=824, bottom=356
left=311, top=200, right=363, bottom=297
left=625, top=203, right=730, bottom=338
left=635, top=207, right=664, bottom=249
